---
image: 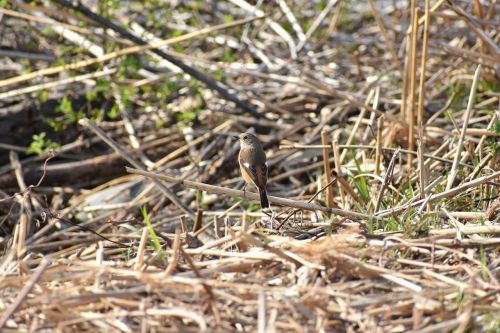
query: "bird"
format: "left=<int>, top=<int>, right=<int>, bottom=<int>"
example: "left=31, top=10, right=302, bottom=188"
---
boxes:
left=236, top=133, right=270, bottom=209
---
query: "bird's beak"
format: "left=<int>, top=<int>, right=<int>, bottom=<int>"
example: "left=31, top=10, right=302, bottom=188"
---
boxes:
left=232, top=135, right=239, bottom=141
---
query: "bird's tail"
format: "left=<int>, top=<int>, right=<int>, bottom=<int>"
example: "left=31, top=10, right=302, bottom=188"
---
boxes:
left=259, top=188, right=270, bottom=208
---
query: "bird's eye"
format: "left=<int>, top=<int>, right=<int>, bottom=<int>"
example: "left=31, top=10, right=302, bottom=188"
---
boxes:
left=243, top=135, right=248, bottom=140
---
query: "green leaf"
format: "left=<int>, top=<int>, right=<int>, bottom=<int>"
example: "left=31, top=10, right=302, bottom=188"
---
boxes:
left=351, top=150, right=370, bottom=202
left=27, top=132, right=60, bottom=156
left=141, top=206, right=163, bottom=259
left=223, top=14, right=234, bottom=24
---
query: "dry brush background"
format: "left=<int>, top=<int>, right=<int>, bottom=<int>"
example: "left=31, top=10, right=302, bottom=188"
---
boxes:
left=0, top=0, right=499, bottom=332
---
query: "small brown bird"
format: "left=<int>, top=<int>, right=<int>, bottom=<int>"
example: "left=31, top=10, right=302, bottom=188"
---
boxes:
left=236, top=133, right=270, bottom=209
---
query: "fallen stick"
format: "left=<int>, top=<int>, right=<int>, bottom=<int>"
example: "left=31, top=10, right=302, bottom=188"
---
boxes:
left=125, top=167, right=378, bottom=221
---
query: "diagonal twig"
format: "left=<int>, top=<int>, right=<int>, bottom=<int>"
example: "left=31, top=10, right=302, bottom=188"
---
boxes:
left=446, top=65, right=481, bottom=190
left=0, top=257, right=50, bottom=330
left=80, top=119, right=194, bottom=217
left=54, top=0, right=264, bottom=119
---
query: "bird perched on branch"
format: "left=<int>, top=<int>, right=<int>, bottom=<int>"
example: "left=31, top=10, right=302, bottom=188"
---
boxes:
left=236, top=133, right=270, bottom=209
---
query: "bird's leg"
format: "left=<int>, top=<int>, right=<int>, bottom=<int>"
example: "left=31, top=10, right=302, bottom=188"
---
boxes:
left=269, top=206, right=276, bottom=229
left=242, top=183, right=247, bottom=199
left=262, top=206, right=276, bottom=229
left=270, top=206, right=276, bottom=219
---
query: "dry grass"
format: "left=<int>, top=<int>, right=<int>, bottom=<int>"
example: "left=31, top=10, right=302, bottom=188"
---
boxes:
left=0, top=0, right=499, bottom=332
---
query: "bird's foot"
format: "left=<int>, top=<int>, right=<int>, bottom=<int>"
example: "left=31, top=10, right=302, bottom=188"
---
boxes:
left=242, top=184, right=247, bottom=199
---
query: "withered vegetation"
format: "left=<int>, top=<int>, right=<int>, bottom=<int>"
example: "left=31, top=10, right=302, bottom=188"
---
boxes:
left=0, top=1, right=499, bottom=332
